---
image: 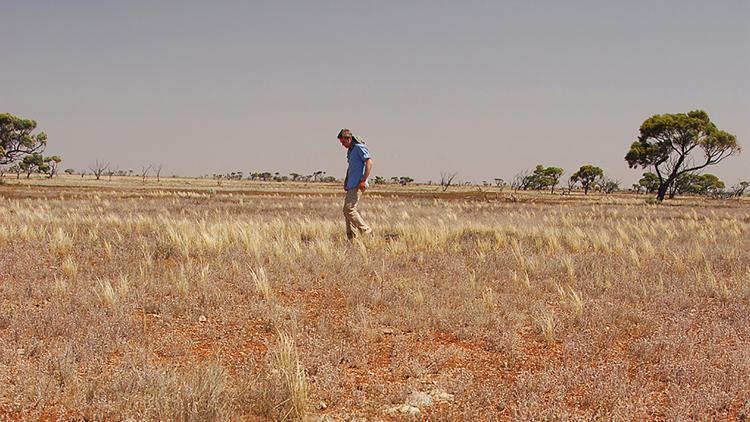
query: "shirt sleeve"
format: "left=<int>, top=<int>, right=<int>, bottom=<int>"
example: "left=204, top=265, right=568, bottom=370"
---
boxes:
left=356, top=145, right=371, bottom=161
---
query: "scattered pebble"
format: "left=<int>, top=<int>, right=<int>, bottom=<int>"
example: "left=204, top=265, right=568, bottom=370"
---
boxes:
left=386, top=404, right=421, bottom=417
left=198, top=315, right=207, bottom=323
left=431, top=389, right=455, bottom=403
left=407, top=391, right=433, bottom=407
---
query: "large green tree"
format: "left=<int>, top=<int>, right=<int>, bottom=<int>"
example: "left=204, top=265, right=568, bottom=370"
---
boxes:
left=520, top=165, right=565, bottom=193
left=670, top=173, right=725, bottom=197
left=44, top=156, right=62, bottom=178
left=625, top=110, right=740, bottom=201
left=537, top=165, right=564, bottom=194
left=638, top=172, right=660, bottom=194
left=691, top=174, right=725, bottom=196
left=570, top=165, right=604, bottom=195
left=1, top=113, right=48, bottom=165
left=20, top=153, right=48, bottom=178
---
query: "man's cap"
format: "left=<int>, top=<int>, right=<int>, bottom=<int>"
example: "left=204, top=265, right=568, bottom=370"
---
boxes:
left=337, top=128, right=352, bottom=139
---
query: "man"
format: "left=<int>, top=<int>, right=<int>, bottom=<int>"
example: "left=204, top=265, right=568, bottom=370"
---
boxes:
left=338, top=128, right=373, bottom=240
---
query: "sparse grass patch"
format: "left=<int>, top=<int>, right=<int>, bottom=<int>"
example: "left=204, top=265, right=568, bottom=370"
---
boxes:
left=251, top=266, right=272, bottom=301
left=534, top=309, right=555, bottom=345
left=273, top=331, right=308, bottom=421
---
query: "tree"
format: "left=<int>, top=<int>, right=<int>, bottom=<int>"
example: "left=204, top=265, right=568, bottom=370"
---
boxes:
left=399, top=176, right=414, bottom=185
left=566, top=176, right=578, bottom=194
left=529, top=165, right=548, bottom=190
left=64, top=168, right=75, bottom=175
left=669, top=173, right=695, bottom=198
left=625, top=110, right=741, bottom=202
left=539, top=166, right=563, bottom=193
left=90, top=160, right=109, bottom=180
left=440, top=172, right=458, bottom=192
left=106, top=165, right=119, bottom=182
left=20, top=153, right=46, bottom=178
left=601, top=178, right=620, bottom=194
left=730, top=181, right=749, bottom=198
left=155, top=163, right=164, bottom=182
left=513, top=165, right=564, bottom=192
left=43, top=156, right=62, bottom=178
left=0, top=113, right=47, bottom=165
left=570, top=165, right=604, bottom=195
left=670, top=173, right=725, bottom=197
left=638, top=172, right=660, bottom=194
left=512, top=169, right=534, bottom=191
left=10, top=164, right=22, bottom=179
left=691, top=174, right=724, bottom=196
left=374, top=176, right=386, bottom=184
left=140, top=164, right=153, bottom=182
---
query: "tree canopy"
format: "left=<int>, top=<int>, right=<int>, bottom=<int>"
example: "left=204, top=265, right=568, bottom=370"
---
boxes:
left=1, top=113, right=48, bottom=165
left=625, top=110, right=740, bottom=201
left=570, top=165, right=604, bottom=195
left=513, top=165, right=564, bottom=193
left=638, top=172, right=660, bottom=194
left=669, top=173, right=725, bottom=197
left=19, top=153, right=48, bottom=178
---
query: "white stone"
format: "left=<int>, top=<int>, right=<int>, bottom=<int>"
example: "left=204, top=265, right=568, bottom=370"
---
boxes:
left=431, top=389, right=455, bottom=403
left=386, top=404, right=421, bottom=416
left=407, top=391, right=433, bottom=407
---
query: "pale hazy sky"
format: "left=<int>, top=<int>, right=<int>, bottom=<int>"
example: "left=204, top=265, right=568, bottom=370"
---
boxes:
left=3, top=1, right=749, bottom=185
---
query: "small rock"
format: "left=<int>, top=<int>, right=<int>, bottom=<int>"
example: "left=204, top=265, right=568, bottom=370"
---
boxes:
left=406, top=391, right=433, bottom=407
left=17, top=348, right=25, bottom=356
left=382, top=327, right=394, bottom=335
left=198, top=315, right=207, bottom=323
left=431, top=389, right=455, bottom=403
left=318, top=400, right=327, bottom=410
left=386, top=404, right=421, bottom=416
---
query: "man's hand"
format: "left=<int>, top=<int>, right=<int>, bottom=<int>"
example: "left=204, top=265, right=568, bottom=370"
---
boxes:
left=359, top=158, right=372, bottom=192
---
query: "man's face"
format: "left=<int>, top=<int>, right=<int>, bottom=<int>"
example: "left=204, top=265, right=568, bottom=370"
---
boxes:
left=339, top=134, right=352, bottom=149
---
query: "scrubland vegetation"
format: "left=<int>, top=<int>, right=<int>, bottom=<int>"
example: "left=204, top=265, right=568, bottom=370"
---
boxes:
left=0, top=179, right=749, bottom=420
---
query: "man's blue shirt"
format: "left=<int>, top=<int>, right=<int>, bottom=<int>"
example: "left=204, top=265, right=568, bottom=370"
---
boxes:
left=345, top=143, right=371, bottom=191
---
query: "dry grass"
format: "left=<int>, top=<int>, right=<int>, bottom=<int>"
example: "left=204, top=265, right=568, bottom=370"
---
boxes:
left=0, top=177, right=749, bottom=420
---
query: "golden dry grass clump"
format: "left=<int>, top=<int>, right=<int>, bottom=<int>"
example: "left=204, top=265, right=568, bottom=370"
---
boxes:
left=0, top=179, right=749, bottom=420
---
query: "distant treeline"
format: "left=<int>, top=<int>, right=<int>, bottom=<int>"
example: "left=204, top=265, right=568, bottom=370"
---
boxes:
left=2, top=110, right=746, bottom=200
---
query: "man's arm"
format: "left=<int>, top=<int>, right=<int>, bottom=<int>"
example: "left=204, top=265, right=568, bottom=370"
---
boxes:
left=359, top=158, right=373, bottom=191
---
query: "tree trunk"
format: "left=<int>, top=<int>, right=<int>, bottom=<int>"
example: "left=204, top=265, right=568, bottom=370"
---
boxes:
left=657, top=182, right=669, bottom=202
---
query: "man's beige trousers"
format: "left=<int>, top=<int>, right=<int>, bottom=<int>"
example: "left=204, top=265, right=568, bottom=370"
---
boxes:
left=343, top=188, right=371, bottom=239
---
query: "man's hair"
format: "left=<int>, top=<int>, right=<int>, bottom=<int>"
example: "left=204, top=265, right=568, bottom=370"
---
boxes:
left=338, top=128, right=365, bottom=146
